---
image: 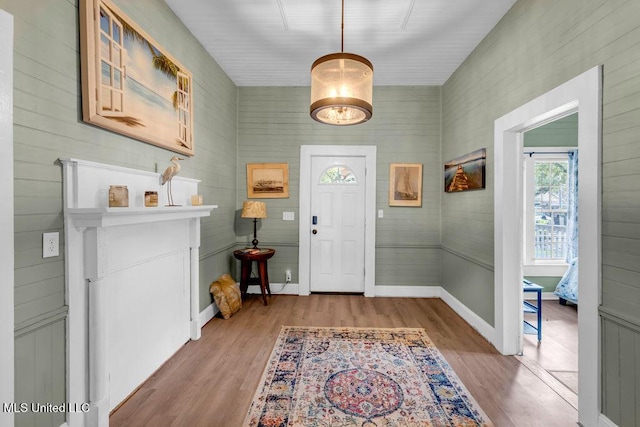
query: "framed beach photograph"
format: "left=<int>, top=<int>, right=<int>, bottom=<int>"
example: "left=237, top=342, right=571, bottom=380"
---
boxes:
left=444, top=148, right=486, bottom=193
left=389, top=163, right=423, bottom=207
left=247, top=163, right=289, bottom=198
left=80, top=0, right=194, bottom=156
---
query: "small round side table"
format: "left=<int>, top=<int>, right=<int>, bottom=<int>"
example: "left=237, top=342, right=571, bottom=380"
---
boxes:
left=233, top=248, right=276, bottom=305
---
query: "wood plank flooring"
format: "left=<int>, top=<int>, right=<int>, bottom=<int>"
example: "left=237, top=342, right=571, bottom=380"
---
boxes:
left=110, top=295, right=578, bottom=426
left=523, top=299, right=579, bottom=401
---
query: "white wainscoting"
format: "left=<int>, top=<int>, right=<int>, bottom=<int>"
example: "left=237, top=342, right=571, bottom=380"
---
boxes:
left=61, top=158, right=216, bottom=427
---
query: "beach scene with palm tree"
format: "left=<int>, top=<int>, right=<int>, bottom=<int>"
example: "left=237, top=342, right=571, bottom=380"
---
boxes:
left=98, top=2, right=192, bottom=151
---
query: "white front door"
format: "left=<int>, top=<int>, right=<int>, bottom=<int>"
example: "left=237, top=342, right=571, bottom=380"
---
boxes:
left=310, top=156, right=366, bottom=293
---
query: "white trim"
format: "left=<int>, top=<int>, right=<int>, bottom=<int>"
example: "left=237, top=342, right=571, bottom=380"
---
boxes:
left=541, top=292, right=559, bottom=300
left=373, top=285, right=441, bottom=298
left=494, top=66, right=602, bottom=426
left=440, top=288, right=496, bottom=345
left=246, top=282, right=299, bottom=295
left=199, top=303, right=216, bottom=326
left=522, top=151, right=572, bottom=265
left=598, top=414, right=619, bottom=427
left=199, top=283, right=300, bottom=326
left=0, top=10, right=14, bottom=427
left=298, top=145, right=377, bottom=297
left=523, top=263, right=569, bottom=277
left=370, top=286, right=496, bottom=345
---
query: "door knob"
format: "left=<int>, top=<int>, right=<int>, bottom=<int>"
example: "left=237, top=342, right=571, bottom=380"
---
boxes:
left=312, top=229, right=318, bottom=234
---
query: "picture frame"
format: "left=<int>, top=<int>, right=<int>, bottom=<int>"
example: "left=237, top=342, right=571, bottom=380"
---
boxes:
left=247, top=163, right=289, bottom=198
left=389, top=163, right=423, bottom=207
left=444, top=148, right=486, bottom=193
left=79, top=0, right=195, bottom=156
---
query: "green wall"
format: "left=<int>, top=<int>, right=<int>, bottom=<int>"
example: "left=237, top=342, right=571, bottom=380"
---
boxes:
left=3, top=0, right=238, bottom=425
left=524, top=112, right=578, bottom=148
left=5, top=0, right=640, bottom=425
left=441, top=0, right=640, bottom=423
left=236, top=86, right=443, bottom=287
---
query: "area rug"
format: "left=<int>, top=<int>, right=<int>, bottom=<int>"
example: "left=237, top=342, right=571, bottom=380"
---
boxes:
left=243, top=326, right=493, bottom=426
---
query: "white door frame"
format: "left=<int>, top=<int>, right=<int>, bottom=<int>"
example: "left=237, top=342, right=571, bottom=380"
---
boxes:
left=0, top=9, right=15, bottom=426
left=494, top=66, right=602, bottom=425
left=299, top=145, right=377, bottom=297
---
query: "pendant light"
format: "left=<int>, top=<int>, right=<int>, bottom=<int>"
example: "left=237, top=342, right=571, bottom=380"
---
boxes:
left=310, top=0, right=373, bottom=126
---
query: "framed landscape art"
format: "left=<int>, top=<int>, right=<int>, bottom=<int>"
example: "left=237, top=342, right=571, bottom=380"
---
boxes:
left=389, top=163, right=423, bottom=207
left=80, top=0, right=194, bottom=156
left=444, top=148, right=486, bottom=193
left=247, top=163, right=289, bottom=198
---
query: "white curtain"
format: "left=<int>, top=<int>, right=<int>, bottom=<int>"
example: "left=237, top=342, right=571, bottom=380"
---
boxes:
left=565, top=149, right=578, bottom=262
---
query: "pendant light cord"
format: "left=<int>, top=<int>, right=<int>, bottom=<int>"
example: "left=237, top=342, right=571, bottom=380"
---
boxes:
left=341, top=0, right=344, bottom=53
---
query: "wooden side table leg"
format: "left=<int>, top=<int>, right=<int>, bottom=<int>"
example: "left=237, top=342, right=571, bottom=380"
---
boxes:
left=257, top=260, right=269, bottom=305
left=239, top=260, right=252, bottom=300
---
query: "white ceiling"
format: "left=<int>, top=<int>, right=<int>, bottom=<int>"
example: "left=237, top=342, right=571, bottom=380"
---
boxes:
left=164, top=0, right=517, bottom=87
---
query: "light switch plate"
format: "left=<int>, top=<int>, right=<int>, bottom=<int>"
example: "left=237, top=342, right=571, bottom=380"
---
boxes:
left=283, top=211, right=295, bottom=221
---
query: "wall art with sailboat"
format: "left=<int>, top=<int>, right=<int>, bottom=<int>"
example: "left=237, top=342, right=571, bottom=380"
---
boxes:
left=389, top=163, right=423, bottom=207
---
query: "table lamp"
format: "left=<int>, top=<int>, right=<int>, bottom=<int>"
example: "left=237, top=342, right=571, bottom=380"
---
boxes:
left=241, top=201, right=267, bottom=248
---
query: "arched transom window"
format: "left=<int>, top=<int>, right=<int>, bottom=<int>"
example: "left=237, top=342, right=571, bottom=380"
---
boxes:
left=319, top=165, right=358, bottom=184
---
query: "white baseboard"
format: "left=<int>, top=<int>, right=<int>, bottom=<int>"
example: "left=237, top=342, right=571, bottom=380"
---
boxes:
left=542, top=292, right=559, bottom=300
left=373, top=285, right=441, bottom=298
left=199, top=303, right=217, bottom=327
left=439, top=287, right=496, bottom=345
left=598, top=414, right=618, bottom=427
left=198, top=283, right=298, bottom=328
left=246, top=282, right=299, bottom=295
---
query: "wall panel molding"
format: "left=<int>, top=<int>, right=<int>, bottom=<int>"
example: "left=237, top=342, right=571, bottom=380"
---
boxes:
left=599, top=306, right=640, bottom=334
left=15, top=306, right=67, bottom=338
left=441, top=245, right=494, bottom=271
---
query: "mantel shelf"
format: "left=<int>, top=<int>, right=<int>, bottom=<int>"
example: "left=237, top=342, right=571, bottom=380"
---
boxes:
left=66, top=205, right=218, bottom=229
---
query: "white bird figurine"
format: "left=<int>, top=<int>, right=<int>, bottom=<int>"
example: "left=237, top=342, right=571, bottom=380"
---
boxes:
left=161, top=156, right=183, bottom=206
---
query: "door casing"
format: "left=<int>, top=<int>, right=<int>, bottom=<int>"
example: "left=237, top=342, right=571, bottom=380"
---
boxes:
left=0, top=10, right=14, bottom=426
left=494, top=66, right=602, bottom=425
left=299, top=145, right=377, bottom=296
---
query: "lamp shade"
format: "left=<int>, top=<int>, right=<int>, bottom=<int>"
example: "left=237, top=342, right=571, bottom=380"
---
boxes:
left=241, top=201, right=267, bottom=219
left=310, top=52, right=373, bottom=126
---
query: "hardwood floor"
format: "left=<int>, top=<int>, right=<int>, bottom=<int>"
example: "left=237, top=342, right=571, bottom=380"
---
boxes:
left=523, top=299, right=579, bottom=398
left=110, top=295, right=578, bottom=426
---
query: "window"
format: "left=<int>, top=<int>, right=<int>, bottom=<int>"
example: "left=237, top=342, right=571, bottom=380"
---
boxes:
left=319, top=166, right=357, bottom=184
left=524, top=153, right=569, bottom=263
left=98, top=5, right=125, bottom=117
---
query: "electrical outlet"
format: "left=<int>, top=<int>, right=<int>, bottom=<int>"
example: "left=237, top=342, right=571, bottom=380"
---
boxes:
left=283, top=211, right=295, bottom=221
left=43, top=232, right=59, bottom=258
left=285, top=270, right=292, bottom=282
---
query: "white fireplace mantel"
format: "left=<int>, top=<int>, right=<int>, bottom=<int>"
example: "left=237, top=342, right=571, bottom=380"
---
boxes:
left=60, top=158, right=216, bottom=427
left=66, top=205, right=214, bottom=228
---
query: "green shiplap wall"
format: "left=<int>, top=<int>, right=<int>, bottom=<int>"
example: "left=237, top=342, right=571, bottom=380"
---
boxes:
left=236, top=86, right=442, bottom=288
left=3, top=0, right=238, bottom=425
left=441, top=0, right=640, bottom=422
left=524, top=112, right=578, bottom=148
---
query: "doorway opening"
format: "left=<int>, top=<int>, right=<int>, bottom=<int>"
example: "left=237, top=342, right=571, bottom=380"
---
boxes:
left=494, top=66, right=602, bottom=425
left=520, top=114, right=580, bottom=408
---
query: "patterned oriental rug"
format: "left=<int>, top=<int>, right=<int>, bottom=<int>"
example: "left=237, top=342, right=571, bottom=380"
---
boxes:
left=243, top=326, right=493, bottom=426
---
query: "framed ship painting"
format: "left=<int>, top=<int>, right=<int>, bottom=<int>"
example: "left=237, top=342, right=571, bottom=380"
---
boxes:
left=389, top=163, right=423, bottom=207
left=80, top=0, right=194, bottom=156
left=247, top=163, right=289, bottom=198
left=444, top=148, right=486, bottom=193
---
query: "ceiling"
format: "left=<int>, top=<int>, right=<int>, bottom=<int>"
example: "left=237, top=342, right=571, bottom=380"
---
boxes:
left=164, top=0, right=517, bottom=87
